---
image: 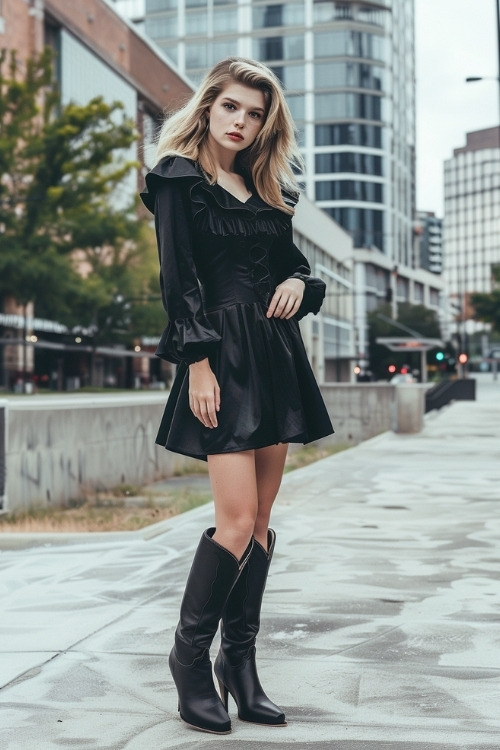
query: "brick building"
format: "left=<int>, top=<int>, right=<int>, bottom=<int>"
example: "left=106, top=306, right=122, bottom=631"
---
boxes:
left=0, top=0, right=193, bottom=390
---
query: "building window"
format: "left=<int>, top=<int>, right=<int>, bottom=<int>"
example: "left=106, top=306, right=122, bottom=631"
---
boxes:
left=145, top=14, right=177, bottom=39
left=210, top=39, right=239, bottom=64
left=315, top=61, right=383, bottom=91
left=314, top=30, right=385, bottom=61
left=429, top=289, right=440, bottom=307
left=160, top=43, right=178, bottom=65
left=186, top=43, right=209, bottom=67
left=253, top=3, right=305, bottom=29
left=315, top=152, right=383, bottom=176
left=414, top=282, right=424, bottom=303
left=315, top=92, right=382, bottom=120
left=315, top=123, right=383, bottom=148
left=269, top=64, right=305, bottom=90
left=253, top=34, right=304, bottom=61
left=316, top=180, right=383, bottom=203
left=186, top=11, right=208, bottom=36
left=326, top=206, right=384, bottom=250
left=286, top=93, right=305, bottom=120
left=213, top=8, right=238, bottom=33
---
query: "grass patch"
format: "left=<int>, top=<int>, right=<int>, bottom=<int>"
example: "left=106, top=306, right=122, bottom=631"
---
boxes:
left=0, top=489, right=212, bottom=534
left=0, top=443, right=349, bottom=534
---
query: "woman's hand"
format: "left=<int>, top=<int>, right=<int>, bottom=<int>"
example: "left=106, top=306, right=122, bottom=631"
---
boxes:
left=266, top=277, right=305, bottom=319
left=188, top=359, right=220, bottom=428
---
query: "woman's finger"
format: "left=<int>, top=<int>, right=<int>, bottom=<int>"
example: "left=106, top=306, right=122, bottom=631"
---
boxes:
left=266, top=289, right=282, bottom=318
left=283, top=297, right=302, bottom=319
left=278, top=295, right=298, bottom=318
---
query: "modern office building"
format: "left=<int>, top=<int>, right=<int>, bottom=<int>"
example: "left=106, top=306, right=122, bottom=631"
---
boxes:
left=416, top=212, right=443, bottom=275
left=115, top=0, right=360, bottom=381
left=139, top=0, right=415, bottom=265
left=443, top=126, right=500, bottom=342
left=131, top=0, right=445, bottom=365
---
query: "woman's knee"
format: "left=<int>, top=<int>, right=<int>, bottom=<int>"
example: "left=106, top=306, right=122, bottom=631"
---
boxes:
left=216, top=509, right=257, bottom=539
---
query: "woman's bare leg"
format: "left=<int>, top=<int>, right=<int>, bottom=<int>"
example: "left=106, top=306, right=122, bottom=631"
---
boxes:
left=207, top=449, right=258, bottom=560
left=253, top=443, right=289, bottom=549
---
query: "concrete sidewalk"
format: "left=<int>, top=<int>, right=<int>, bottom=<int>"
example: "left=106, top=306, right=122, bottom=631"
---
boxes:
left=1, top=375, right=500, bottom=749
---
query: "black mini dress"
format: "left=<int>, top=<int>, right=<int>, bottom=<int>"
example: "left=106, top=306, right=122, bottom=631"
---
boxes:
left=140, top=156, right=334, bottom=461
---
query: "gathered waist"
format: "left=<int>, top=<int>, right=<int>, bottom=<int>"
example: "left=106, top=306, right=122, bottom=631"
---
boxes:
left=201, top=280, right=273, bottom=312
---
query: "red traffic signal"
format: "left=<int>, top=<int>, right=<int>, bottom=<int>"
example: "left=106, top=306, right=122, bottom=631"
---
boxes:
left=458, top=353, right=468, bottom=364
left=388, top=364, right=396, bottom=373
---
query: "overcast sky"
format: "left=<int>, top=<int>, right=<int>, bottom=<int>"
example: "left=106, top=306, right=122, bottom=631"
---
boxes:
left=415, top=0, right=499, bottom=215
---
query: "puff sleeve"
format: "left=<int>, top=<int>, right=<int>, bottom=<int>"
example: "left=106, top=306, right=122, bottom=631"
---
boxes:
left=153, top=180, right=221, bottom=365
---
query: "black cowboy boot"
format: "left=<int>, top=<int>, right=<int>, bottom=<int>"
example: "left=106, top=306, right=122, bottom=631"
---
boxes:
left=169, top=528, right=253, bottom=734
left=214, top=529, right=286, bottom=726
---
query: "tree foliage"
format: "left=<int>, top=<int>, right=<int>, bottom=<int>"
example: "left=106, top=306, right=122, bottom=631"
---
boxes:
left=368, top=303, right=442, bottom=380
left=0, top=48, right=164, bottom=343
left=470, top=266, right=500, bottom=335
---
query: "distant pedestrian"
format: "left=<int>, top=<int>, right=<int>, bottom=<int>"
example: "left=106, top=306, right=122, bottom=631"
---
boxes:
left=141, top=57, right=333, bottom=734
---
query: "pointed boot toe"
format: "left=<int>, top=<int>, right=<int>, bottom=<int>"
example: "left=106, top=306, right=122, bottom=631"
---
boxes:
left=169, top=647, right=231, bottom=734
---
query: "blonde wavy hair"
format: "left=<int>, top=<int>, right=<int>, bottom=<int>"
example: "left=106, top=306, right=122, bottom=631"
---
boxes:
left=155, top=57, right=303, bottom=214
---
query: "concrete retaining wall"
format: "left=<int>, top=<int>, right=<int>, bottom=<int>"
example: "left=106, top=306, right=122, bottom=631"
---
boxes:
left=5, top=394, right=196, bottom=512
left=3, top=384, right=425, bottom=511
left=321, top=382, right=424, bottom=445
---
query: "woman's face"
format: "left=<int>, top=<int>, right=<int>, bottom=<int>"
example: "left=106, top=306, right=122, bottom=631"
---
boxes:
left=207, top=82, right=267, bottom=158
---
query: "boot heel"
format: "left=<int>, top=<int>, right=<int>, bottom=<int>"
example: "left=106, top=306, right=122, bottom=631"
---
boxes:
left=218, top=679, right=229, bottom=711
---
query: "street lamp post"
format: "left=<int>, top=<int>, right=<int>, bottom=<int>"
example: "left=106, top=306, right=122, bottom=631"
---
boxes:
left=465, top=0, right=500, bottom=135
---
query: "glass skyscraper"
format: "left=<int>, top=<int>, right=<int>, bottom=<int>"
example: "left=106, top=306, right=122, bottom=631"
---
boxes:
left=142, top=0, right=415, bottom=268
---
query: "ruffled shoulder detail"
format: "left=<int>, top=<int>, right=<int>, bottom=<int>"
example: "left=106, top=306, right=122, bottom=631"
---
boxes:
left=191, top=181, right=291, bottom=238
left=141, top=156, right=295, bottom=238
left=140, top=156, right=204, bottom=213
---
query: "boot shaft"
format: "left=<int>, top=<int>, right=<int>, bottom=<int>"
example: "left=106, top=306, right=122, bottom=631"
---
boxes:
left=221, top=529, right=275, bottom=654
left=176, top=528, right=253, bottom=661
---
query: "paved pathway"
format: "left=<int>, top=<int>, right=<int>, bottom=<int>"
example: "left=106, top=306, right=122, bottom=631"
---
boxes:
left=1, top=375, right=499, bottom=749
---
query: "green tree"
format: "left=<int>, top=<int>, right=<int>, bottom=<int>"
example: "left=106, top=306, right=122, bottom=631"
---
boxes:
left=0, top=48, right=164, bottom=344
left=368, top=303, right=442, bottom=380
left=470, top=266, right=500, bottom=335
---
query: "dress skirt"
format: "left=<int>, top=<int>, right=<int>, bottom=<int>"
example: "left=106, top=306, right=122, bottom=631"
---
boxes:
left=156, top=301, right=333, bottom=461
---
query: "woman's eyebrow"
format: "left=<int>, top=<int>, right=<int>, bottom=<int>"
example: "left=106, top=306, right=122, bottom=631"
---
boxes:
left=222, top=96, right=265, bottom=113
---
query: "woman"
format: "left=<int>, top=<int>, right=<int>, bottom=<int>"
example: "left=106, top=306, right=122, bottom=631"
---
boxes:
left=141, top=57, right=334, bottom=734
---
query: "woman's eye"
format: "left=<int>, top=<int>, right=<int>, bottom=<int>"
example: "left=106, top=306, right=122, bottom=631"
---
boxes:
left=250, top=112, right=262, bottom=119
left=223, top=103, right=235, bottom=110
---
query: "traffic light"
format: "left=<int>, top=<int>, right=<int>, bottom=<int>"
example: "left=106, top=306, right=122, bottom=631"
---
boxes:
left=458, top=353, right=468, bottom=365
left=435, top=351, right=445, bottom=362
left=388, top=364, right=396, bottom=374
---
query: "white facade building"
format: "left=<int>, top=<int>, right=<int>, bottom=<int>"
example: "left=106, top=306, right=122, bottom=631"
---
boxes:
left=443, top=126, right=500, bottom=341
left=294, top=196, right=355, bottom=382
